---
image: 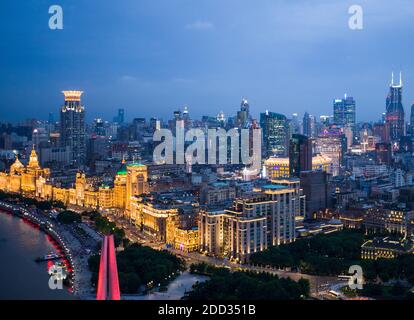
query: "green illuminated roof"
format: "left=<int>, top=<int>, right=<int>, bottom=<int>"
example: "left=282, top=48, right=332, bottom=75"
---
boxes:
left=128, top=163, right=145, bottom=167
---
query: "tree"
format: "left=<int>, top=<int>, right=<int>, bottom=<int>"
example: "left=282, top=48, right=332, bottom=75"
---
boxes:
left=57, top=210, right=81, bottom=224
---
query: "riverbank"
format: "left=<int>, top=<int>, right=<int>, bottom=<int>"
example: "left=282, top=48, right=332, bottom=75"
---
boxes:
left=0, top=201, right=99, bottom=299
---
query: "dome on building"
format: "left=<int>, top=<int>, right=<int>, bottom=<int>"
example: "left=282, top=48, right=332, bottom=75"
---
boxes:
left=116, top=158, right=128, bottom=175
left=10, top=155, right=24, bottom=174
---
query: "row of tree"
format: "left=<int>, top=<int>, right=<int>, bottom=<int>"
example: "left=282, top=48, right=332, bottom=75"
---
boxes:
left=250, top=229, right=414, bottom=287
left=0, top=190, right=66, bottom=210
left=250, top=229, right=364, bottom=276
left=187, top=263, right=310, bottom=300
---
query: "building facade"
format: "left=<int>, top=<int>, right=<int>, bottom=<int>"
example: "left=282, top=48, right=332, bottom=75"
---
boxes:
left=60, top=91, right=86, bottom=166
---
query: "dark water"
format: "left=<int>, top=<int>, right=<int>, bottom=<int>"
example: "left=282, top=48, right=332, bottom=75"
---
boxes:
left=0, top=211, right=75, bottom=300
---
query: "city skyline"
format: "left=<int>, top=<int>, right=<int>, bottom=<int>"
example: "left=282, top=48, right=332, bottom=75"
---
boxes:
left=2, top=0, right=414, bottom=305
left=1, top=0, right=414, bottom=122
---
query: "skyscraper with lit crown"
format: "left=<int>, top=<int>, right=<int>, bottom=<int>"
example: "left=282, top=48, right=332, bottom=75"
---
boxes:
left=60, top=91, right=86, bottom=166
left=385, top=72, right=405, bottom=141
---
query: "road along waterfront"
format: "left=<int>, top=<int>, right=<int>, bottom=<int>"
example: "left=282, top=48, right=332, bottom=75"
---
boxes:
left=0, top=201, right=99, bottom=299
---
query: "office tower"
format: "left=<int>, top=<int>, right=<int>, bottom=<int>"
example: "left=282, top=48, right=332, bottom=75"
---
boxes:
left=60, top=91, right=86, bottom=166
left=236, top=98, right=251, bottom=128
left=289, top=134, right=312, bottom=177
left=182, top=105, right=192, bottom=129
left=291, top=113, right=300, bottom=134
left=113, top=108, right=125, bottom=124
left=132, top=118, right=146, bottom=140
left=410, top=104, right=414, bottom=136
left=303, top=112, right=311, bottom=137
left=385, top=72, right=405, bottom=141
left=375, top=142, right=392, bottom=165
left=48, top=113, right=54, bottom=124
left=309, top=114, right=317, bottom=138
left=216, top=111, right=226, bottom=123
left=300, top=171, right=329, bottom=219
left=314, top=126, right=347, bottom=176
left=333, top=94, right=356, bottom=138
left=373, top=123, right=388, bottom=142
left=399, top=136, right=413, bottom=153
left=94, top=118, right=106, bottom=136
left=320, top=115, right=331, bottom=127
left=260, top=111, right=288, bottom=157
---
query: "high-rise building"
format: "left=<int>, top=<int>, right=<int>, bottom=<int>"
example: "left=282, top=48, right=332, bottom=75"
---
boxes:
left=300, top=171, right=330, bottom=219
left=333, top=94, right=356, bottom=139
left=375, top=142, right=392, bottom=165
left=410, top=103, right=414, bottom=136
left=289, top=134, right=312, bottom=178
left=315, top=126, right=347, bottom=176
left=399, top=136, right=413, bottom=153
left=113, top=108, right=125, bottom=124
left=303, top=112, right=311, bottom=137
left=94, top=118, right=106, bottom=136
left=385, top=72, right=405, bottom=141
left=60, top=91, right=86, bottom=166
left=260, top=111, right=288, bottom=157
left=236, top=98, right=251, bottom=128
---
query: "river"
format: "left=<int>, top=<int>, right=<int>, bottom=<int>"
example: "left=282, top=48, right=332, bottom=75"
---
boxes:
left=0, top=210, right=74, bottom=300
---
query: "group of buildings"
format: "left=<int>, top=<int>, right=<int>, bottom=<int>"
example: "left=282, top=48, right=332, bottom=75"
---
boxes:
left=1, top=73, right=414, bottom=262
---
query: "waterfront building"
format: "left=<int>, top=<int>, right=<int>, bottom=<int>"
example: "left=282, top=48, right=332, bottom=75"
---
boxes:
left=0, top=155, right=149, bottom=213
left=0, top=148, right=50, bottom=197
left=113, top=160, right=127, bottom=210
left=125, top=163, right=149, bottom=213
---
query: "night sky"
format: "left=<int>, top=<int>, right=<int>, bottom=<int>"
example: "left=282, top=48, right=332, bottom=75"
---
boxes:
left=1, top=0, right=414, bottom=123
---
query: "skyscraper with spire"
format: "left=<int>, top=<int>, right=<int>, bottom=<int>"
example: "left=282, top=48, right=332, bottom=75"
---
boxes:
left=385, top=72, right=405, bottom=141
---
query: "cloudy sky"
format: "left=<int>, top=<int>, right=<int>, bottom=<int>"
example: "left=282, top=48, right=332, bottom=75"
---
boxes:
left=1, top=0, right=414, bottom=123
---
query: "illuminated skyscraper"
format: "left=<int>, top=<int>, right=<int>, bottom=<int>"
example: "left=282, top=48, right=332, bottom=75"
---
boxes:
left=333, top=94, right=356, bottom=139
left=236, top=98, right=251, bottom=128
left=260, top=111, right=288, bottom=157
left=60, top=91, right=86, bottom=166
left=289, top=134, right=312, bottom=178
left=315, top=126, right=347, bottom=176
left=385, top=72, right=405, bottom=141
left=409, top=103, right=414, bottom=136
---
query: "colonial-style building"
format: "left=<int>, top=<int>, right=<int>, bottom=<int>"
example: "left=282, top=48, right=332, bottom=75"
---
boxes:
left=0, top=148, right=50, bottom=197
left=0, top=151, right=148, bottom=212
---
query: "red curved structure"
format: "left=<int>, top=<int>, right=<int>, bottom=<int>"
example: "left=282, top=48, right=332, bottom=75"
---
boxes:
left=96, top=235, right=121, bottom=300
